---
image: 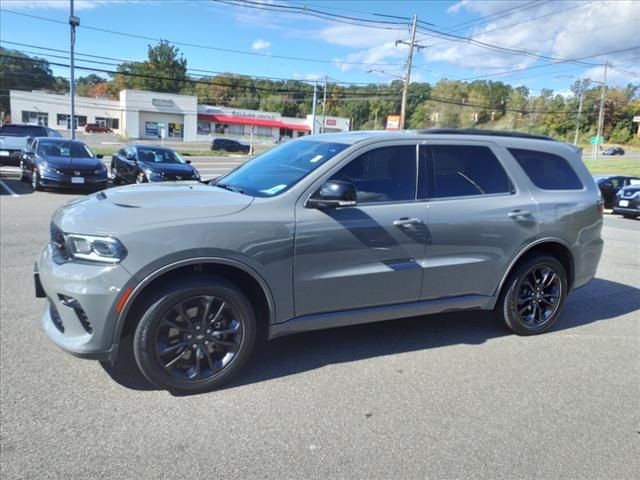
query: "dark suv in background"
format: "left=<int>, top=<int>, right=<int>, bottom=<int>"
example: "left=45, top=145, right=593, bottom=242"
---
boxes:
left=35, top=130, right=603, bottom=393
left=211, top=138, right=250, bottom=153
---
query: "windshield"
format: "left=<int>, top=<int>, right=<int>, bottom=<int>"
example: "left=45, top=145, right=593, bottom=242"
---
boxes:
left=137, top=148, right=183, bottom=164
left=216, top=139, right=348, bottom=197
left=0, top=125, right=47, bottom=137
left=37, top=140, right=94, bottom=158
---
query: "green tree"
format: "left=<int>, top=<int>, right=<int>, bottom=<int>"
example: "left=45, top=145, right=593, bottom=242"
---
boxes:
left=116, top=40, right=187, bottom=93
left=0, top=47, right=59, bottom=116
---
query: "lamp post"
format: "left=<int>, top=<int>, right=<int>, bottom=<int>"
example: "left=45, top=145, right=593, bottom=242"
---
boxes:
left=367, top=69, right=406, bottom=129
left=69, top=0, right=80, bottom=139
left=556, top=72, right=605, bottom=158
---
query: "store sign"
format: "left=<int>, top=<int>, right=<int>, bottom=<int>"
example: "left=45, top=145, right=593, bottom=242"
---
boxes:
left=633, top=116, right=640, bottom=122
left=326, top=119, right=337, bottom=126
left=386, top=115, right=401, bottom=130
left=203, top=106, right=279, bottom=120
left=152, top=98, right=175, bottom=108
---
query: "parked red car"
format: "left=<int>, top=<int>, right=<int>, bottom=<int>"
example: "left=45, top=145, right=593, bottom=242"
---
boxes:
left=85, top=123, right=112, bottom=133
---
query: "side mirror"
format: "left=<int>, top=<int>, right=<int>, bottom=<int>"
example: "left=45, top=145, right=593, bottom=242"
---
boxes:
left=126, top=154, right=137, bottom=162
left=306, top=180, right=357, bottom=209
left=600, top=182, right=613, bottom=190
left=185, top=159, right=192, bottom=164
left=96, top=154, right=104, bottom=159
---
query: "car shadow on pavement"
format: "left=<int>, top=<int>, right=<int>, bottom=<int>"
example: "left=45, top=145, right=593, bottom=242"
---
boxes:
left=0, top=177, right=34, bottom=196
left=100, top=277, right=640, bottom=394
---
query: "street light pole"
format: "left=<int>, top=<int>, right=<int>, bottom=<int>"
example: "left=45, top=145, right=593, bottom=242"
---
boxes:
left=594, top=62, right=608, bottom=160
left=311, top=81, right=318, bottom=135
left=321, top=75, right=327, bottom=134
left=69, top=0, right=79, bottom=140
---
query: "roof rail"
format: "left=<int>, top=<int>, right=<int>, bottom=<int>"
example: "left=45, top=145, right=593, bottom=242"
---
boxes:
left=416, top=128, right=557, bottom=141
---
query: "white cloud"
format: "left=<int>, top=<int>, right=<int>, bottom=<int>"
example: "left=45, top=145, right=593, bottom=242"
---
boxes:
left=423, top=0, right=640, bottom=85
left=292, top=72, right=323, bottom=81
left=251, top=39, right=271, bottom=51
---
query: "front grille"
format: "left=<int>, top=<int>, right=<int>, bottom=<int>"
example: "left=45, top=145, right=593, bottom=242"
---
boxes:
left=57, top=168, right=97, bottom=176
left=50, top=223, right=70, bottom=261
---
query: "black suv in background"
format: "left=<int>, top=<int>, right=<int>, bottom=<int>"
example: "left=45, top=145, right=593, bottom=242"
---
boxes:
left=602, top=146, right=625, bottom=156
left=594, top=175, right=640, bottom=208
left=211, top=138, right=250, bottom=153
left=613, top=181, right=640, bottom=218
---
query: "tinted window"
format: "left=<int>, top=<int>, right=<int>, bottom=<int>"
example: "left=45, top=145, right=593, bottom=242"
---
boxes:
left=419, top=145, right=511, bottom=198
left=331, top=145, right=417, bottom=203
left=509, top=148, right=583, bottom=190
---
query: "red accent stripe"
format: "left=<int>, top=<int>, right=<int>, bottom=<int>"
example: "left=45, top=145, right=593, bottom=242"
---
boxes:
left=198, top=114, right=310, bottom=131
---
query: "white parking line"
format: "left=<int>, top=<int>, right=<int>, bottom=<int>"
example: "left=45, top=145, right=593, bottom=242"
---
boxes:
left=0, top=179, right=20, bottom=197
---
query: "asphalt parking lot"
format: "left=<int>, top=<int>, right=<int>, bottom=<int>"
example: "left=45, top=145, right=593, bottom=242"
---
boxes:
left=0, top=165, right=638, bottom=479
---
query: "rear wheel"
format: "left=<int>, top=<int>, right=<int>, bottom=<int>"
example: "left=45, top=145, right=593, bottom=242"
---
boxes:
left=133, top=277, right=257, bottom=393
left=496, top=255, right=567, bottom=335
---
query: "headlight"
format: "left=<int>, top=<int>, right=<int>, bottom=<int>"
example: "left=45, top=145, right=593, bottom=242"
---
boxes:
left=40, top=163, right=57, bottom=174
left=65, top=233, right=127, bottom=263
left=143, top=169, right=163, bottom=179
left=94, top=164, right=107, bottom=175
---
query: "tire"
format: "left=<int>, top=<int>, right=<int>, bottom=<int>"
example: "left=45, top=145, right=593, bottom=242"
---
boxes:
left=110, top=165, right=121, bottom=185
left=495, top=254, right=567, bottom=335
left=622, top=214, right=637, bottom=219
left=19, top=161, right=29, bottom=182
left=135, top=172, right=146, bottom=184
left=133, top=277, right=257, bottom=393
left=31, top=168, right=43, bottom=191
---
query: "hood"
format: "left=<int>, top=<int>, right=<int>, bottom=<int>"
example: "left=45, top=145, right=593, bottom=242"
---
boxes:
left=40, top=155, right=103, bottom=169
left=53, top=183, right=253, bottom=236
left=139, top=161, right=195, bottom=175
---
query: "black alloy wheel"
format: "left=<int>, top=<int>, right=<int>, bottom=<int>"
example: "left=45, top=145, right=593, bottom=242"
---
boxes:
left=133, top=277, right=257, bottom=393
left=19, top=161, right=29, bottom=182
left=497, top=254, right=567, bottom=335
left=110, top=165, right=121, bottom=185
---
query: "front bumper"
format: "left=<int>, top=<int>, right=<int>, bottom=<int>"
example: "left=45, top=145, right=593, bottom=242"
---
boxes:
left=36, top=244, right=132, bottom=361
left=40, top=171, right=108, bottom=189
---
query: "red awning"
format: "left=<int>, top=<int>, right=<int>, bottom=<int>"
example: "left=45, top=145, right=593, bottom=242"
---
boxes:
left=199, top=114, right=310, bottom=131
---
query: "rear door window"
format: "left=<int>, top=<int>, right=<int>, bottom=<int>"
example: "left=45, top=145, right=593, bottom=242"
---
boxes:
left=509, top=148, right=583, bottom=190
left=419, top=145, right=512, bottom=199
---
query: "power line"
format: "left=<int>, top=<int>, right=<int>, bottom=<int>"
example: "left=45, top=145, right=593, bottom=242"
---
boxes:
left=0, top=8, right=403, bottom=67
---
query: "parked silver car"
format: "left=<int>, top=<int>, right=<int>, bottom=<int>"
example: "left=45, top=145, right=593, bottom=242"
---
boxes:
left=35, top=130, right=604, bottom=393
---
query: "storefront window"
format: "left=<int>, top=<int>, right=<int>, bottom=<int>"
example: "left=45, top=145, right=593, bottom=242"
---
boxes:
left=197, top=121, right=211, bottom=135
left=145, top=122, right=159, bottom=137
left=95, top=117, right=119, bottom=129
left=22, top=111, right=48, bottom=126
left=56, top=114, right=87, bottom=129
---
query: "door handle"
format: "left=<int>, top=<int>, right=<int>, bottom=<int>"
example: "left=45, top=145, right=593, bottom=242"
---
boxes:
left=508, top=210, right=533, bottom=219
left=393, top=217, right=422, bottom=227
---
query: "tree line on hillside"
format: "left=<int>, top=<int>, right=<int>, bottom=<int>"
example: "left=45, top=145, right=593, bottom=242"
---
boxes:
left=1, top=42, right=638, bottom=144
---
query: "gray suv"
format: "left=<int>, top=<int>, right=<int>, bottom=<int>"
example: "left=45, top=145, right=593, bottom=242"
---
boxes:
left=35, top=130, right=604, bottom=393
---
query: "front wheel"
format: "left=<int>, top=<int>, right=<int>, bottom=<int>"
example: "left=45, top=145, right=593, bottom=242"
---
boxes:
left=19, top=161, right=29, bottom=182
left=496, top=255, right=567, bottom=335
left=133, top=277, right=257, bottom=393
left=31, top=168, right=43, bottom=191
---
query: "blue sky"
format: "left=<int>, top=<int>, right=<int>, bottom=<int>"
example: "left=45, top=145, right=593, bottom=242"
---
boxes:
left=1, top=0, right=639, bottom=96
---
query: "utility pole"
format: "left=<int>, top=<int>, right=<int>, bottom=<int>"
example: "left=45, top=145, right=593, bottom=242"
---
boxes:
left=311, top=81, right=318, bottom=135
left=396, top=15, right=426, bottom=130
left=69, top=0, right=80, bottom=139
left=574, top=86, right=585, bottom=146
left=321, top=75, right=327, bottom=134
left=594, top=61, right=608, bottom=160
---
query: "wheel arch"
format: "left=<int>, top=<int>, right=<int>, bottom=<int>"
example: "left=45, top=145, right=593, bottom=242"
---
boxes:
left=495, top=238, right=575, bottom=298
left=114, top=257, right=275, bottom=344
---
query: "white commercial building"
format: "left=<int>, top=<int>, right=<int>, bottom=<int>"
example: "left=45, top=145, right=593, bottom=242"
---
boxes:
left=10, top=89, right=349, bottom=142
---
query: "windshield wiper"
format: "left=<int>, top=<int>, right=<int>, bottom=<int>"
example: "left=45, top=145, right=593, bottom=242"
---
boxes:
left=216, top=183, right=244, bottom=194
